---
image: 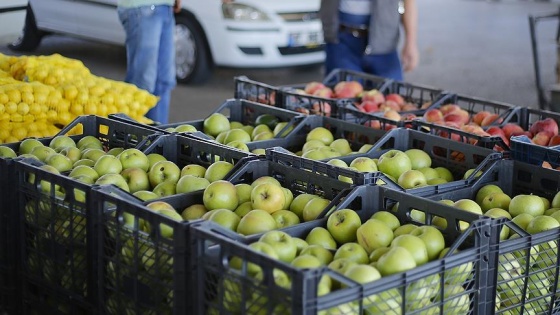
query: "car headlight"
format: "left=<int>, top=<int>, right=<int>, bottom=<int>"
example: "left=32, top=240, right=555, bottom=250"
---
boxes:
left=222, top=3, right=270, bottom=21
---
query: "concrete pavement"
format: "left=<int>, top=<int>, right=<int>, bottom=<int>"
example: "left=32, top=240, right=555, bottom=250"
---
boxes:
left=1, top=0, right=560, bottom=122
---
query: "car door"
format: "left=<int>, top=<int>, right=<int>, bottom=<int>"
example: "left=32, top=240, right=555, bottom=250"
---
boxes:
left=72, top=0, right=125, bottom=45
left=30, top=0, right=80, bottom=35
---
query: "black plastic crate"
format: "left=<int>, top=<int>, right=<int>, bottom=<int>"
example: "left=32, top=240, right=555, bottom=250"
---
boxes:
left=241, top=114, right=390, bottom=155
left=189, top=184, right=495, bottom=314
left=375, top=79, right=448, bottom=114
left=234, top=76, right=281, bottom=106
left=421, top=159, right=560, bottom=314
left=268, top=128, right=503, bottom=196
left=92, top=185, right=194, bottom=315
left=507, top=107, right=560, bottom=167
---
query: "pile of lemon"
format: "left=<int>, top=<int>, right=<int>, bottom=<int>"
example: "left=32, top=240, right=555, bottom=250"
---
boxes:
left=0, top=53, right=158, bottom=143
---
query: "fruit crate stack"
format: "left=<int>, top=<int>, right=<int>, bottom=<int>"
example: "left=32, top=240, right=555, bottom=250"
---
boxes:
left=188, top=184, right=497, bottom=314
left=419, top=157, right=560, bottom=314
left=5, top=115, right=164, bottom=314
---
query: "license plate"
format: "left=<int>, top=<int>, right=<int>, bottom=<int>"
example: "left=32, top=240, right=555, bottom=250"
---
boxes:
left=288, top=31, right=324, bottom=47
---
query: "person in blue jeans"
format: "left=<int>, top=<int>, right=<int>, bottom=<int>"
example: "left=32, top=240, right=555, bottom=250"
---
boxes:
left=320, top=0, right=419, bottom=81
left=117, top=0, right=181, bottom=124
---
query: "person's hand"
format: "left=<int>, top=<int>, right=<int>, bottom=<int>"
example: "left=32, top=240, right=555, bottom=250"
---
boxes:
left=401, top=42, right=419, bottom=72
left=174, top=0, right=182, bottom=13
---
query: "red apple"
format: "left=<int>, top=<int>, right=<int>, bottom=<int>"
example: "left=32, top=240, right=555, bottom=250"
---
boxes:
left=304, top=81, right=326, bottom=95
left=334, top=81, right=363, bottom=98
left=379, top=100, right=401, bottom=112
left=472, top=111, right=492, bottom=126
left=385, top=93, right=405, bottom=105
left=400, top=102, right=418, bottom=111
left=480, top=114, right=503, bottom=127
left=383, top=110, right=401, bottom=121
left=440, top=104, right=461, bottom=115
left=532, top=131, right=553, bottom=146
left=530, top=118, right=559, bottom=137
left=501, top=123, right=525, bottom=139
left=360, top=100, right=379, bottom=113
left=361, top=89, right=385, bottom=103
left=423, top=109, right=444, bottom=123
left=313, top=87, right=334, bottom=98
left=548, top=134, right=560, bottom=146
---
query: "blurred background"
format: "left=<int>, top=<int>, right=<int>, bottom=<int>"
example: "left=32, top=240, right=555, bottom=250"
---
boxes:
left=1, top=0, right=560, bottom=123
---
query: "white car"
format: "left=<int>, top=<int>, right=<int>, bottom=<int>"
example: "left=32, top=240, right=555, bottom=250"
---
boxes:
left=9, top=0, right=325, bottom=84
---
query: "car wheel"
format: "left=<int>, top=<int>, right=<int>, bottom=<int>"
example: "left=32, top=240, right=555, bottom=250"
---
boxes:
left=174, top=15, right=212, bottom=84
left=8, top=4, right=46, bottom=52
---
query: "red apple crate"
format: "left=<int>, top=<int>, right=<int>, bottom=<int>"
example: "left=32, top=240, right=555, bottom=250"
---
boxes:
left=7, top=115, right=164, bottom=314
left=242, top=114, right=390, bottom=155
left=234, top=75, right=282, bottom=106
left=188, top=184, right=496, bottom=314
left=506, top=107, right=560, bottom=167
left=90, top=184, right=197, bottom=315
left=268, top=127, right=504, bottom=196
left=372, top=79, right=448, bottom=115
left=421, top=158, right=560, bottom=314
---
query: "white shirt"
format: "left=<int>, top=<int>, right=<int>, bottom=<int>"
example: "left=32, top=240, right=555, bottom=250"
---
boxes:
left=339, top=0, right=371, bottom=16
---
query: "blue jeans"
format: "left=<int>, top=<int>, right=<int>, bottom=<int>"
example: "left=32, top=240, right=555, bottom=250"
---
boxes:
left=118, top=5, right=176, bottom=124
left=325, top=13, right=403, bottom=81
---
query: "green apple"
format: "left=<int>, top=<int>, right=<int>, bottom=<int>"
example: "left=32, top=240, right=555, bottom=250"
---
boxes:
left=236, top=209, right=277, bottom=235
left=251, top=182, right=285, bottom=214
left=526, top=215, right=560, bottom=234
left=452, top=199, right=483, bottom=231
left=208, top=209, right=240, bottom=232
left=434, top=167, right=454, bottom=182
left=377, top=149, right=412, bottom=180
left=148, top=160, right=181, bottom=187
left=174, top=124, right=197, bottom=133
left=204, top=161, right=234, bottom=183
left=509, top=194, right=545, bottom=217
left=410, top=225, right=445, bottom=261
left=302, top=197, right=331, bottom=221
left=405, top=149, right=432, bottom=170
left=305, top=227, right=337, bottom=250
left=358, top=144, right=373, bottom=154
left=475, top=184, right=507, bottom=205
left=397, top=170, right=427, bottom=189
left=252, top=130, right=274, bottom=141
left=370, top=211, right=400, bottom=231
left=510, top=213, right=534, bottom=235
left=391, top=234, right=429, bottom=265
left=293, top=237, right=308, bottom=255
left=181, top=203, right=208, bottom=221
left=306, top=127, right=334, bottom=145
left=545, top=207, right=560, bottom=216
left=291, top=254, right=323, bottom=269
left=432, top=284, right=469, bottom=313
left=95, top=173, right=130, bottom=192
left=49, top=135, right=77, bottom=152
left=30, top=145, right=56, bottom=162
left=300, top=244, right=334, bottom=265
left=233, top=201, right=253, bottom=218
left=302, top=139, right=326, bottom=153
left=328, top=258, right=357, bottom=289
left=463, top=168, right=483, bottom=179
left=290, top=193, right=319, bottom=220
left=230, top=241, right=278, bottom=275
left=363, top=288, right=402, bottom=315
left=180, top=164, right=206, bottom=178
left=120, top=167, right=150, bottom=193
left=327, top=159, right=348, bottom=168
left=223, top=128, right=251, bottom=144
left=251, top=124, right=271, bottom=139
left=368, top=247, right=391, bottom=263
left=318, top=146, right=340, bottom=158
left=427, top=178, right=448, bottom=185
left=203, top=113, right=230, bottom=137
left=73, top=159, right=94, bottom=168
left=481, top=192, right=511, bottom=212
left=273, top=122, right=294, bottom=137
left=250, top=175, right=281, bottom=189
left=271, top=209, right=300, bottom=228
left=19, top=138, right=44, bottom=154
left=301, top=149, right=327, bottom=160
left=69, top=165, right=100, bottom=181
left=106, top=147, right=124, bottom=156
left=327, top=208, right=361, bottom=244
left=259, top=230, right=297, bottom=263
left=146, top=153, right=167, bottom=171
left=81, top=148, right=106, bottom=162
left=484, top=208, right=512, bottom=240
left=393, top=223, right=419, bottom=237
left=45, top=153, right=73, bottom=172
left=349, top=157, right=377, bottom=172
left=0, top=146, right=17, bottom=158
left=551, top=190, right=560, bottom=208
left=77, top=135, right=103, bottom=150
left=540, top=196, right=551, bottom=211
left=333, top=242, right=369, bottom=264
left=118, top=148, right=150, bottom=172
left=356, top=219, right=394, bottom=254
left=329, top=138, right=352, bottom=155
left=60, top=146, right=82, bottom=164
left=417, top=167, right=440, bottom=182
left=94, top=154, right=123, bottom=176
left=203, top=180, right=239, bottom=210
left=282, top=188, right=294, bottom=210
left=133, top=190, right=159, bottom=201
left=152, top=180, right=177, bottom=197
left=376, top=246, right=417, bottom=276
left=438, top=248, right=473, bottom=285
left=251, top=148, right=266, bottom=155
left=176, top=175, right=210, bottom=194
left=235, top=183, right=252, bottom=204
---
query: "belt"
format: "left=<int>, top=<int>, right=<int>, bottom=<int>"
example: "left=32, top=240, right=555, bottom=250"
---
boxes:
left=339, top=24, right=369, bottom=38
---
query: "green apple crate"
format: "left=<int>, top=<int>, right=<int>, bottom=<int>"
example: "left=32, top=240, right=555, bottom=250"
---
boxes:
left=7, top=115, right=164, bottom=314
left=188, top=184, right=497, bottom=314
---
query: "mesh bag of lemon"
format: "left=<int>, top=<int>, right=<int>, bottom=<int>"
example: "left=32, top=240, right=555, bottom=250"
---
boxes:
left=0, top=53, right=158, bottom=143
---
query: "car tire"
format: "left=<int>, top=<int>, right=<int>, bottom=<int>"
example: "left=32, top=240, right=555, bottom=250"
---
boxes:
left=8, top=4, right=46, bottom=52
left=174, top=14, right=213, bottom=84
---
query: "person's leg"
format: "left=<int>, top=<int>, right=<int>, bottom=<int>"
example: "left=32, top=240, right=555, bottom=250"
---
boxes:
left=118, top=6, right=163, bottom=119
left=325, top=33, right=366, bottom=76
left=149, top=5, right=176, bottom=124
left=363, top=50, right=404, bottom=81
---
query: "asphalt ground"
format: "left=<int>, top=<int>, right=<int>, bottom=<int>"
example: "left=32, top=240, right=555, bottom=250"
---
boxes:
left=1, top=0, right=560, bottom=122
